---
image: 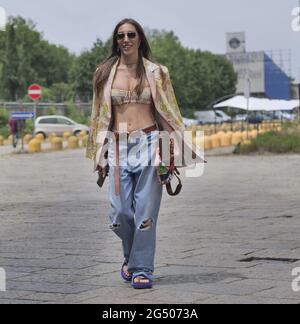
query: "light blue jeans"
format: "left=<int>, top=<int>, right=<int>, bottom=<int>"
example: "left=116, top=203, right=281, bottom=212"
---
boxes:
left=107, top=128, right=163, bottom=275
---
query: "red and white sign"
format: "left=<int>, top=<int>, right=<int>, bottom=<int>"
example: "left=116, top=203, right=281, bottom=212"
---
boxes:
left=28, top=84, right=42, bottom=101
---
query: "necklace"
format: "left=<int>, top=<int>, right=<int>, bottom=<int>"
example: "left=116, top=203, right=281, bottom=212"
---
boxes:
left=120, top=61, right=138, bottom=67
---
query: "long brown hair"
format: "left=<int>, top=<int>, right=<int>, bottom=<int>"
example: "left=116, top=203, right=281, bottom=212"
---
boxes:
left=93, top=18, right=153, bottom=98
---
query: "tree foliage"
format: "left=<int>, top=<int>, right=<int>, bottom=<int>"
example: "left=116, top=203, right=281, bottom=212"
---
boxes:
left=148, top=30, right=237, bottom=116
left=0, top=16, right=74, bottom=101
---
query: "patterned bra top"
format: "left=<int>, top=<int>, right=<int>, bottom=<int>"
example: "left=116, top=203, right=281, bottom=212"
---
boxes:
left=111, top=87, right=152, bottom=106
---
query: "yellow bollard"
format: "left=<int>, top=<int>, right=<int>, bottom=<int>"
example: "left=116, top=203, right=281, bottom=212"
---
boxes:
left=231, top=132, right=243, bottom=145
left=28, top=139, right=42, bottom=153
left=8, top=135, right=12, bottom=145
left=249, top=130, right=258, bottom=139
left=78, top=131, right=87, bottom=139
left=35, top=133, right=45, bottom=142
left=242, top=131, right=248, bottom=141
left=68, top=136, right=79, bottom=149
left=211, top=133, right=221, bottom=149
left=220, top=132, right=232, bottom=147
left=82, top=135, right=88, bottom=148
left=232, top=124, right=240, bottom=132
left=204, top=135, right=212, bottom=150
left=0, top=136, right=4, bottom=146
left=51, top=137, right=63, bottom=151
left=23, top=134, right=33, bottom=144
left=48, top=133, right=57, bottom=142
left=222, top=124, right=231, bottom=132
left=63, top=132, right=71, bottom=139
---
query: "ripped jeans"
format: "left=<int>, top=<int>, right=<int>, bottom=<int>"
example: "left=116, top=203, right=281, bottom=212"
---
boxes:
left=107, top=127, right=163, bottom=274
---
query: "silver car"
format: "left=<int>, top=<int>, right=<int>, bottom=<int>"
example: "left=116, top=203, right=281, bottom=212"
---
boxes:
left=34, top=115, right=90, bottom=138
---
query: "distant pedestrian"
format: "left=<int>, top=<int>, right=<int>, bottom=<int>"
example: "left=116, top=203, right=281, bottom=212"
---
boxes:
left=8, top=117, right=18, bottom=148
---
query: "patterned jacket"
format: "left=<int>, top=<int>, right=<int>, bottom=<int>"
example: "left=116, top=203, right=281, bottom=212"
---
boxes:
left=86, top=57, right=205, bottom=172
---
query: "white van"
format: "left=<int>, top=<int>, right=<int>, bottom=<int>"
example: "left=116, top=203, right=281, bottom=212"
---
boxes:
left=215, top=110, right=231, bottom=123
left=194, top=111, right=220, bottom=124
left=194, top=110, right=231, bottom=124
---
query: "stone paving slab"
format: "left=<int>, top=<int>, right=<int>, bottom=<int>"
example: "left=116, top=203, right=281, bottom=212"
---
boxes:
left=0, top=148, right=300, bottom=304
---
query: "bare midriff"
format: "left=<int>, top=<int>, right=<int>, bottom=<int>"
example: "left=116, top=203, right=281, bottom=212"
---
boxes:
left=111, top=65, right=157, bottom=133
left=112, top=103, right=157, bottom=133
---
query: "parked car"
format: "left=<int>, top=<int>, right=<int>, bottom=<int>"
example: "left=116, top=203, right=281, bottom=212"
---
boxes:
left=34, top=116, right=90, bottom=138
left=233, top=114, right=247, bottom=122
left=246, top=112, right=266, bottom=124
left=273, top=111, right=295, bottom=121
left=194, top=111, right=223, bottom=125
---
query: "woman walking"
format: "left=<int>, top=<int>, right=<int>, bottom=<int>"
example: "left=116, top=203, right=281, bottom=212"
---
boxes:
left=86, top=18, right=204, bottom=289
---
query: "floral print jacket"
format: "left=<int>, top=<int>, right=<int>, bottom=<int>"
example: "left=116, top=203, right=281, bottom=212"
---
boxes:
left=86, top=57, right=205, bottom=172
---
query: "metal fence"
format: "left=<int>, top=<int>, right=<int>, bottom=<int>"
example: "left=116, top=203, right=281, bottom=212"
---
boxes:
left=0, top=102, right=92, bottom=118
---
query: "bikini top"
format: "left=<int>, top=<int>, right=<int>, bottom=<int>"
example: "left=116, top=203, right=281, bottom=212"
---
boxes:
left=111, top=87, right=152, bottom=106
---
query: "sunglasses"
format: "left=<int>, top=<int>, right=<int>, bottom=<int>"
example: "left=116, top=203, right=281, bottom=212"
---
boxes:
left=116, top=32, right=137, bottom=41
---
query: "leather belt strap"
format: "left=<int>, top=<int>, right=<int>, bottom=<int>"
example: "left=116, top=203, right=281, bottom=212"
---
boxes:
left=158, top=137, right=182, bottom=196
left=113, top=124, right=158, bottom=196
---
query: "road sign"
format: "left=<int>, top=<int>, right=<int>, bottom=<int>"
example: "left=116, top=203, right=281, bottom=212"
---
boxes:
left=11, top=112, right=35, bottom=120
left=28, top=84, right=42, bottom=101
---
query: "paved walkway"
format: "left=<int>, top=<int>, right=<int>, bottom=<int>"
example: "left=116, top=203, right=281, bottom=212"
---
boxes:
left=0, top=147, right=299, bottom=304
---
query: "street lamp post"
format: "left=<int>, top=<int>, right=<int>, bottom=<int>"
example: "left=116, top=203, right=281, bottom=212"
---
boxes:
left=244, top=72, right=251, bottom=140
left=244, top=51, right=252, bottom=140
left=298, top=82, right=300, bottom=123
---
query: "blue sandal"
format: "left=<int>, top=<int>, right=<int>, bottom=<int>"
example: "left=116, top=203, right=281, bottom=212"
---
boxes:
left=131, top=271, right=154, bottom=289
left=120, top=261, right=132, bottom=282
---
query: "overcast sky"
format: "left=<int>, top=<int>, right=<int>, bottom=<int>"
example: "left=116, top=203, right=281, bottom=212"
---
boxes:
left=1, top=0, right=300, bottom=81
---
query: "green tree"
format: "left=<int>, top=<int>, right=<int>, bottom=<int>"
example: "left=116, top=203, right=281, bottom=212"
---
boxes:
left=69, top=38, right=111, bottom=102
left=149, top=30, right=237, bottom=117
left=49, top=83, right=73, bottom=102
left=0, top=16, right=75, bottom=101
left=1, top=23, right=19, bottom=100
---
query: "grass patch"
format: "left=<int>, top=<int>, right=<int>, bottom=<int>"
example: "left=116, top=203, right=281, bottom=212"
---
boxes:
left=238, top=126, right=300, bottom=154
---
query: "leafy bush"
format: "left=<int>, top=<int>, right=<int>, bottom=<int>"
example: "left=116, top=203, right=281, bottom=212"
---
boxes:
left=0, top=108, right=9, bottom=128
left=239, top=127, right=300, bottom=154
left=24, top=119, right=34, bottom=134
left=0, top=127, right=9, bottom=138
left=65, top=102, right=89, bottom=125
left=0, top=109, right=9, bottom=138
left=47, top=106, right=57, bottom=115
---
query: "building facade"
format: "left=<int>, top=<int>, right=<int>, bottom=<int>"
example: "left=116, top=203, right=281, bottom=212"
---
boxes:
left=226, top=33, right=291, bottom=100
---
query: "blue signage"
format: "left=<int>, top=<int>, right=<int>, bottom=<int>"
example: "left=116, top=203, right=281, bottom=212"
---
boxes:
left=11, top=112, right=35, bottom=120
